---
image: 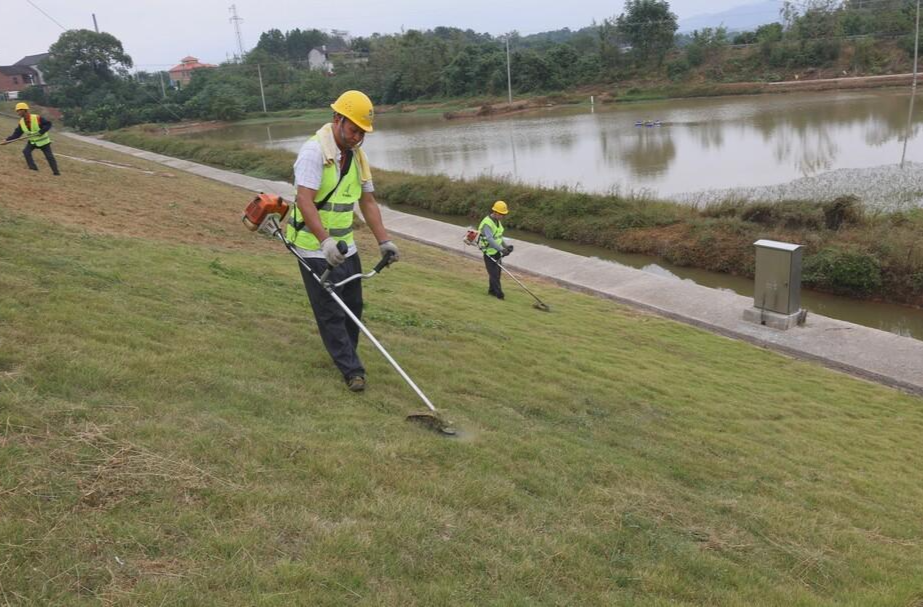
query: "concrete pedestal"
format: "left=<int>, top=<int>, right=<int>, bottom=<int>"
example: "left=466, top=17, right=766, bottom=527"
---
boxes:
left=743, top=307, right=806, bottom=330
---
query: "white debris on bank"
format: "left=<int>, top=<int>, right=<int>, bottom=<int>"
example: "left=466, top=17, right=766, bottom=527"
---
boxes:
left=671, top=162, right=923, bottom=211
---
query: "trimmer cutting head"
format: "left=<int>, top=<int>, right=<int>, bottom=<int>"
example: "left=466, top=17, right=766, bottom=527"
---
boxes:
left=406, top=412, right=457, bottom=436
left=532, top=302, right=551, bottom=312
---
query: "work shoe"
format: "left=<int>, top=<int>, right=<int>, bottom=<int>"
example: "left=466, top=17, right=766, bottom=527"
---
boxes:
left=346, top=375, right=366, bottom=392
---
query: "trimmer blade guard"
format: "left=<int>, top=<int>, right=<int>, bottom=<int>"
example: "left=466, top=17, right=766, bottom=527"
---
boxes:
left=406, top=412, right=457, bottom=436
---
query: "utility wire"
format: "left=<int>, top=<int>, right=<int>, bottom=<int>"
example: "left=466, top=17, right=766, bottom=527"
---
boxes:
left=24, top=0, right=66, bottom=30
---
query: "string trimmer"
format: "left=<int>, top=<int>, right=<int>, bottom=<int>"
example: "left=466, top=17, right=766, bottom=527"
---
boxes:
left=463, top=228, right=551, bottom=312
left=243, top=193, right=456, bottom=436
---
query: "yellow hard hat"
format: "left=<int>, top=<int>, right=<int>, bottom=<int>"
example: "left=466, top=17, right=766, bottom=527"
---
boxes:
left=15, top=102, right=29, bottom=111
left=491, top=200, right=509, bottom=215
left=331, top=90, right=374, bottom=132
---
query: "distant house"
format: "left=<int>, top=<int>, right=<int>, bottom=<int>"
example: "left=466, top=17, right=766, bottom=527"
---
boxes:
left=168, top=56, right=216, bottom=87
left=0, top=65, right=39, bottom=100
left=14, top=53, right=51, bottom=85
left=307, top=47, right=335, bottom=74
left=307, top=40, right=366, bottom=74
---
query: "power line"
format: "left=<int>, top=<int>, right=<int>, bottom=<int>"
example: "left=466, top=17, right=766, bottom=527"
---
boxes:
left=24, top=0, right=66, bottom=30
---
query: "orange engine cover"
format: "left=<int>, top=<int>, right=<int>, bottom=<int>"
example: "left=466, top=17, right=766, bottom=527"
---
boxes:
left=242, top=193, right=290, bottom=231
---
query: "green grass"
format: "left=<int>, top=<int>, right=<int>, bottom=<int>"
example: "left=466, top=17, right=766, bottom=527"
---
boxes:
left=2, top=145, right=923, bottom=604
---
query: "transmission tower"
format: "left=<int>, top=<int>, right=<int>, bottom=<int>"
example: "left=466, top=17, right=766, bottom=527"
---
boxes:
left=229, top=4, right=245, bottom=61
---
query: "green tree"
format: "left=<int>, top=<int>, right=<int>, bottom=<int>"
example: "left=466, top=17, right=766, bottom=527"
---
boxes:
left=255, top=29, right=286, bottom=57
left=597, top=17, right=625, bottom=74
left=686, top=27, right=729, bottom=66
left=42, top=29, right=133, bottom=86
left=286, top=28, right=329, bottom=61
left=616, top=0, right=678, bottom=66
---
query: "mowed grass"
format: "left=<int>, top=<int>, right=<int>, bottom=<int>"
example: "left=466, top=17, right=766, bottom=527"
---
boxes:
left=1, top=124, right=923, bottom=606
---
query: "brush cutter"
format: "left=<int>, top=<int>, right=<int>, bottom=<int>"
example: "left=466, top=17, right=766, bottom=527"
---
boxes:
left=243, top=193, right=456, bottom=436
left=463, top=228, right=551, bottom=312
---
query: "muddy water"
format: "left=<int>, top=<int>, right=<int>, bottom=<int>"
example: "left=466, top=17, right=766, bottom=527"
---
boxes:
left=388, top=203, right=923, bottom=340
left=190, top=89, right=923, bottom=339
left=192, top=89, right=922, bottom=197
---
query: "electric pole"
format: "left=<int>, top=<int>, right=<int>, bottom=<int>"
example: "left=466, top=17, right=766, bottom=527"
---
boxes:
left=901, top=0, right=921, bottom=168
left=92, top=13, right=99, bottom=33
left=257, top=64, right=267, bottom=113
left=229, top=4, right=245, bottom=61
left=505, top=35, right=513, bottom=106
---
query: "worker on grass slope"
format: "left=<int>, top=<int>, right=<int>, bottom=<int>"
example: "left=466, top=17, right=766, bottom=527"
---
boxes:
left=479, top=200, right=513, bottom=299
left=3, top=102, right=60, bottom=175
left=287, top=90, right=400, bottom=393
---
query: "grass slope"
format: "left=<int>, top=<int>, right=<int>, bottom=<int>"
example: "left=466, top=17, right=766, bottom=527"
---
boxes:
left=1, top=125, right=923, bottom=606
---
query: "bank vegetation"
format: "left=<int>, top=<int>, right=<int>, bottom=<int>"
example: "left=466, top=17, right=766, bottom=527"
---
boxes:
left=107, top=129, right=923, bottom=307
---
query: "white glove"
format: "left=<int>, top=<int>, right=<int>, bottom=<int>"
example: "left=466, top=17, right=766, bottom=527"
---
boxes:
left=379, top=240, right=400, bottom=262
left=321, top=237, right=346, bottom=266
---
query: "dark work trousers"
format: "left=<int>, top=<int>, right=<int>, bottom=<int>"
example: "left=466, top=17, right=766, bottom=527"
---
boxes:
left=23, top=142, right=60, bottom=174
left=298, top=253, right=365, bottom=381
left=484, top=253, right=504, bottom=299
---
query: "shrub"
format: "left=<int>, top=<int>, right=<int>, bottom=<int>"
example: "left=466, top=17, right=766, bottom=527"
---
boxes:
left=666, top=58, right=691, bottom=81
left=803, top=247, right=883, bottom=296
left=821, top=196, right=863, bottom=230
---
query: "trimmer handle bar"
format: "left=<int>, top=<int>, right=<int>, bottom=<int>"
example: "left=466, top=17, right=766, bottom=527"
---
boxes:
left=319, top=241, right=396, bottom=288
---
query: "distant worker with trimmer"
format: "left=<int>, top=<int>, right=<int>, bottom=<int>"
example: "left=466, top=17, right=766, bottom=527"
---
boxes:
left=2, top=102, right=60, bottom=175
left=479, top=200, right=513, bottom=299
left=286, top=90, right=399, bottom=392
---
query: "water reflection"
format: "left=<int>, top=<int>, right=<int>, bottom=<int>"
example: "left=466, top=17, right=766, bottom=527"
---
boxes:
left=188, top=89, right=923, bottom=197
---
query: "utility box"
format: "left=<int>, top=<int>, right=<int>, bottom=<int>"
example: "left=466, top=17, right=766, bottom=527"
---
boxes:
left=743, top=240, right=806, bottom=330
left=753, top=239, right=802, bottom=314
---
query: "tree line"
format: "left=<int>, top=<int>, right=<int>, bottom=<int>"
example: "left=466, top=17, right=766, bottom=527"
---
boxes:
left=18, top=0, right=919, bottom=131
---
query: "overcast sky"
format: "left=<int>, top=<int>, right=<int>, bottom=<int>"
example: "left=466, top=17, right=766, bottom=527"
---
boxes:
left=3, top=0, right=782, bottom=68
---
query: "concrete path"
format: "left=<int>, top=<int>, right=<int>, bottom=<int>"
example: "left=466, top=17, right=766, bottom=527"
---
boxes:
left=65, top=132, right=923, bottom=397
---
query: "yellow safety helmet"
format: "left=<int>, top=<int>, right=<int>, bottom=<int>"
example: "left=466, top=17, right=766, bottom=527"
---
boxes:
left=331, top=90, right=374, bottom=132
left=491, top=200, right=509, bottom=215
left=15, top=102, right=29, bottom=111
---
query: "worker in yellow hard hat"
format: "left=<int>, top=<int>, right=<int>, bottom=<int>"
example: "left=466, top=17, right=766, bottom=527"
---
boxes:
left=478, top=200, right=513, bottom=299
left=3, top=102, right=60, bottom=175
left=286, top=90, right=399, bottom=392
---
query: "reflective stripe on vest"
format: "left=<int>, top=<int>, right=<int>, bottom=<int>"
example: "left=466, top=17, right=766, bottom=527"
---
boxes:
left=19, top=114, right=50, bottom=147
left=477, top=215, right=504, bottom=256
left=285, top=138, right=361, bottom=251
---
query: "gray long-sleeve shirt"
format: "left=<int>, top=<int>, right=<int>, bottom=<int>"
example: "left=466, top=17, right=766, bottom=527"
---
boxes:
left=481, top=223, right=504, bottom=253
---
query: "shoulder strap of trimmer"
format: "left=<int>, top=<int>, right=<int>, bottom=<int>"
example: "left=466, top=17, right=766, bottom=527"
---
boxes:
left=292, top=151, right=354, bottom=232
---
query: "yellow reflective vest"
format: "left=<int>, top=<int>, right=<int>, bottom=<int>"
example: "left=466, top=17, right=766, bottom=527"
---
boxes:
left=19, top=114, right=51, bottom=147
left=286, top=137, right=361, bottom=251
left=478, top=215, right=504, bottom=256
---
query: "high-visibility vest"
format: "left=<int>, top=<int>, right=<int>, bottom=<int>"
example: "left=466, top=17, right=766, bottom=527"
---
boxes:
left=478, top=215, right=504, bottom=256
left=286, top=137, right=361, bottom=251
left=19, top=114, right=51, bottom=147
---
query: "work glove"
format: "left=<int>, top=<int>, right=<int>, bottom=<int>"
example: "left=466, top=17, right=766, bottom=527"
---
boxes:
left=501, top=245, right=513, bottom=257
left=379, top=240, right=400, bottom=262
left=321, top=237, right=346, bottom=266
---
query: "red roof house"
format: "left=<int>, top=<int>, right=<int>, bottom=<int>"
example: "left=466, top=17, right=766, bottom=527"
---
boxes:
left=168, top=56, right=216, bottom=87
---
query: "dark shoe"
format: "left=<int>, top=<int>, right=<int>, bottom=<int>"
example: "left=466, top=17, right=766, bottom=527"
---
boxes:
left=53, top=172, right=61, bottom=176
left=346, top=376, right=366, bottom=392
